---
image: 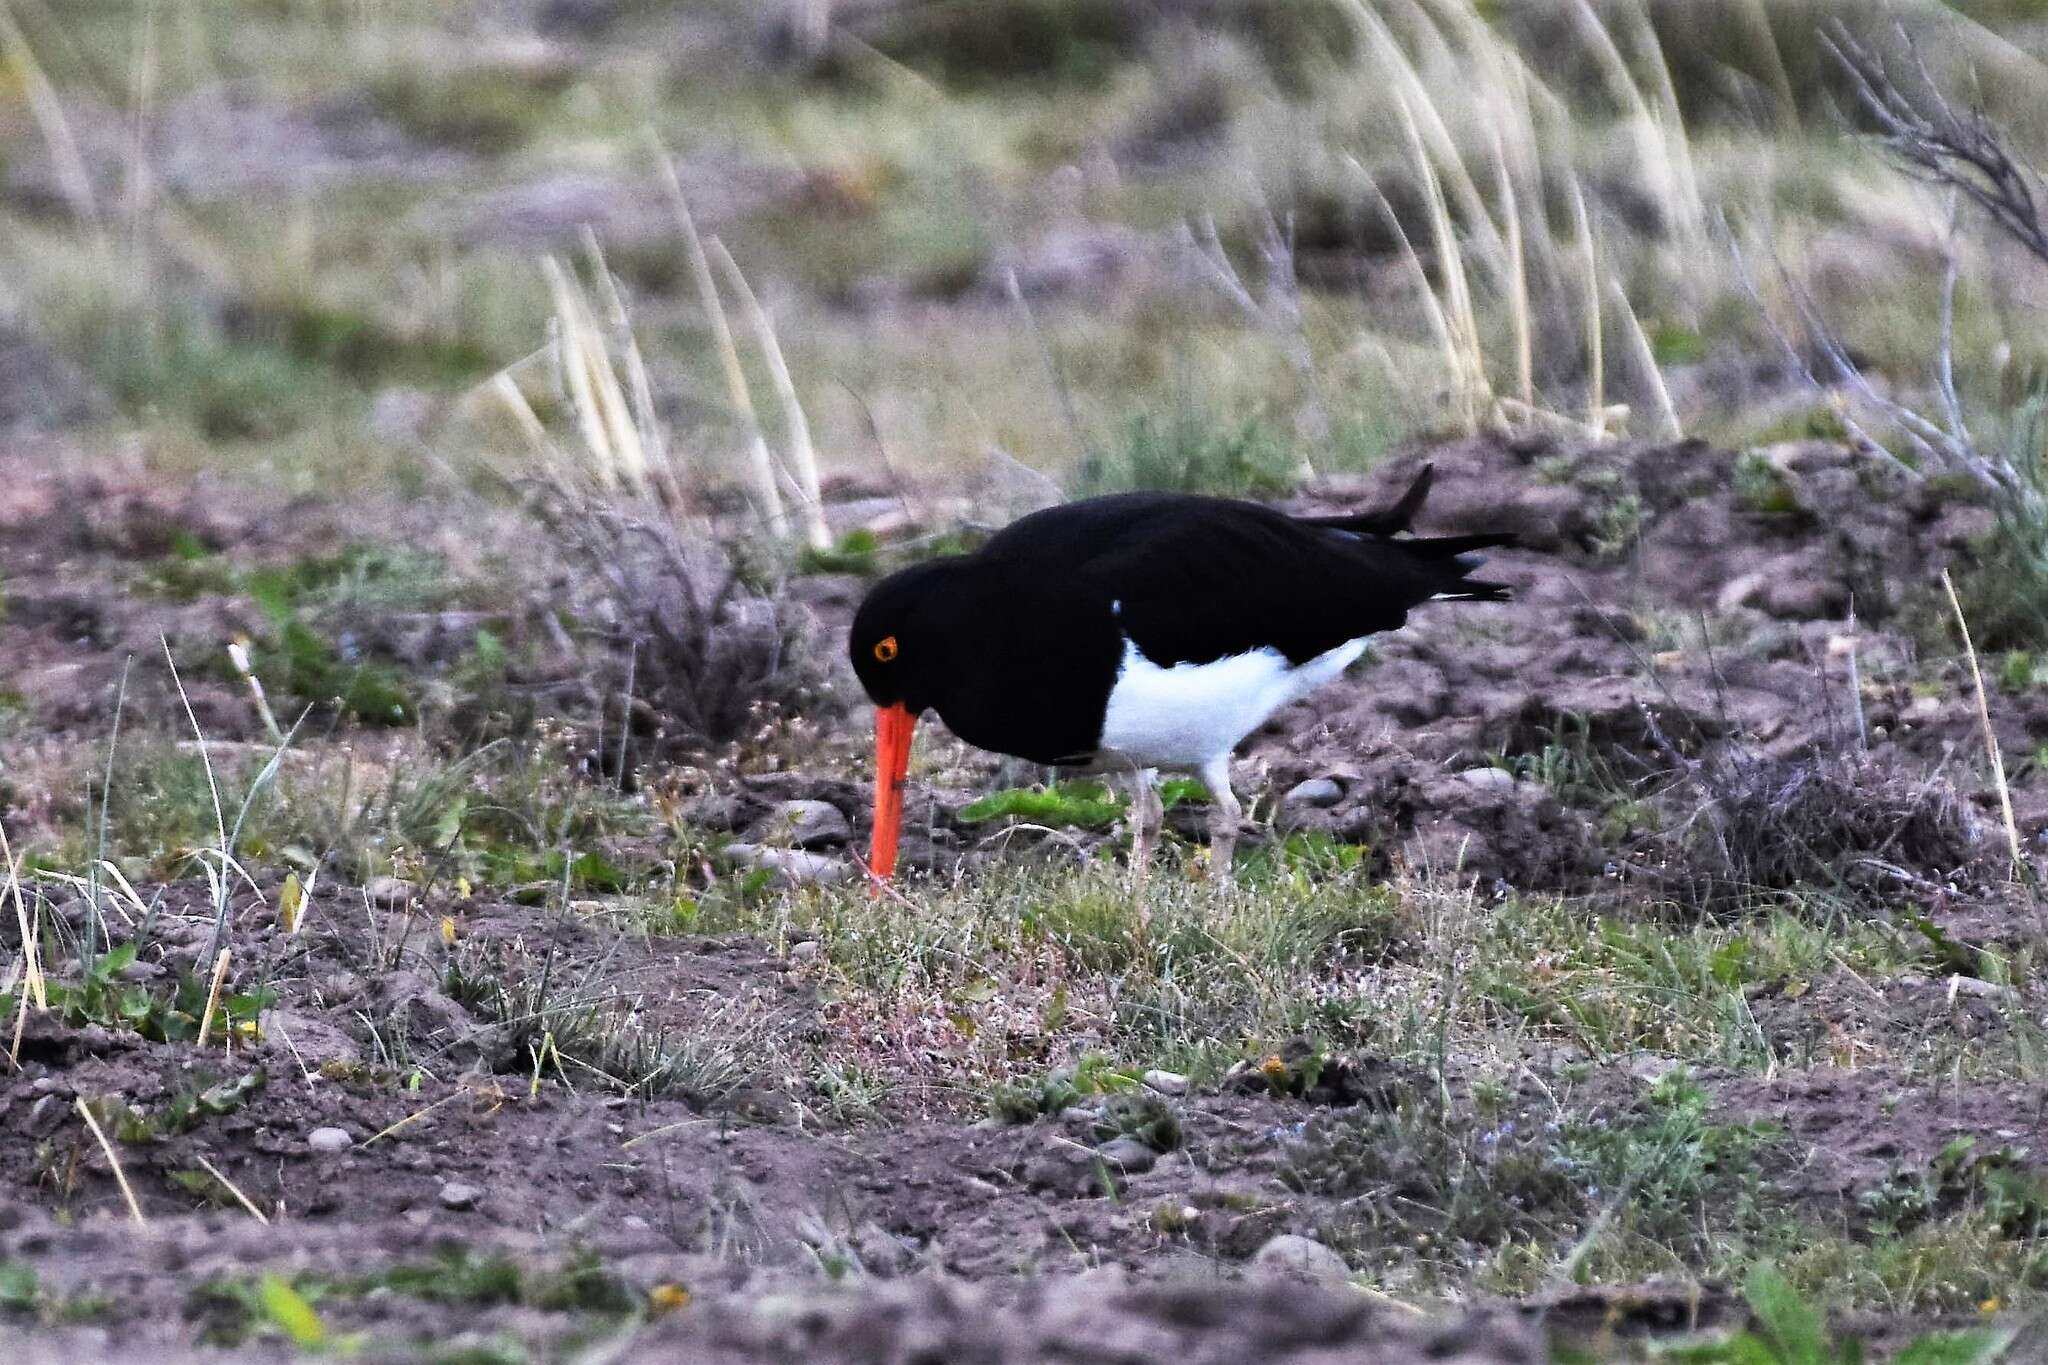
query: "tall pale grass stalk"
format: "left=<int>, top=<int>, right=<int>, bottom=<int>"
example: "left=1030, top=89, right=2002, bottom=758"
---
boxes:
left=1942, top=570, right=2023, bottom=876
left=708, top=237, right=833, bottom=551
left=77, top=1097, right=148, bottom=1224
left=0, top=0, right=103, bottom=238
left=651, top=139, right=789, bottom=537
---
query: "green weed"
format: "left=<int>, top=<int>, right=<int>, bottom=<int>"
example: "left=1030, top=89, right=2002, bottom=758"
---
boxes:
left=959, top=780, right=1126, bottom=830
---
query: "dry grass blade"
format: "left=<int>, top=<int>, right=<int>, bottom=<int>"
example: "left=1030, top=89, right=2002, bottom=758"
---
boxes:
left=194, top=1154, right=269, bottom=1224
left=651, top=138, right=788, bottom=537
left=708, top=236, right=832, bottom=551
left=77, top=1097, right=148, bottom=1225
left=1942, top=569, right=2022, bottom=876
left=1609, top=277, right=1681, bottom=439
left=196, top=947, right=231, bottom=1047
left=0, top=0, right=103, bottom=235
left=1570, top=178, right=1606, bottom=439
left=542, top=254, right=651, bottom=497
left=2, top=822, right=46, bottom=1012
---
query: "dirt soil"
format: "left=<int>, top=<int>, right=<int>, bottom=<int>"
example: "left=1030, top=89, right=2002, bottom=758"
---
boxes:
left=6, top=434, right=2048, bottom=1361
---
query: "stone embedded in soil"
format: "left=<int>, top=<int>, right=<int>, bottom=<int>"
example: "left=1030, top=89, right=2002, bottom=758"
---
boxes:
left=1142, top=1069, right=1189, bottom=1097
left=306, top=1126, right=353, bottom=1155
left=724, top=844, right=851, bottom=887
left=436, top=1181, right=482, bottom=1211
left=770, top=799, right=852, bottom=850
left=365, top=876, right=418, bottom=909
left=787, top=939, right=822, bottom=963
left=1457, top=766, right=1516, bottom=792
left=1283, top=778, right=1344, bottom=808
left=1095, top=1137, right=1158, bottom=1175
left=1252, top=1233, right=1351, bottom=1281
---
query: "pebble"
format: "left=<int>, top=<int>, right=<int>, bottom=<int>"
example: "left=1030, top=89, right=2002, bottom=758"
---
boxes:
left=365, top=876, right=417, bottom=909
left=307, top=1126, right=353, bottom=1155
left=1457, top=766, right=1517, bottom=792
left=1095, top=1137, right=1158, bottom=1175
left=1141, top=1069, right=1189, bottom=1097
left=787, top=940, right=822, bottom=964
left=1283, top=778, right=1344, bottom=808
left=772, top=800, right=852, bottom=850
left=1252, top=1233, right=1351, bottom=1280
left=437, top=1181, right=482, bottom=1211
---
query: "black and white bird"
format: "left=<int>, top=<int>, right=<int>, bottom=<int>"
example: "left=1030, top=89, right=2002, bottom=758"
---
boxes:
left=848, top=465, right=1513, bottom=883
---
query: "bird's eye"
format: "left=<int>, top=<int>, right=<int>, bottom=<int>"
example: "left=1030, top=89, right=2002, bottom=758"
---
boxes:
left=873, top=636, right=899, bottom=663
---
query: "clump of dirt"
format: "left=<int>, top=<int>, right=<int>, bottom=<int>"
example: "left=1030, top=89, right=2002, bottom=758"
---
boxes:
left=1244, top=431, right=2045, bottom=899
left=1636, top=747, right=1987, bottom=912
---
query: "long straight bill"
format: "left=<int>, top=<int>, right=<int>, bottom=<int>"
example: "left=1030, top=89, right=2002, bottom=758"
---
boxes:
left=870, top=703, right=915, bottom=890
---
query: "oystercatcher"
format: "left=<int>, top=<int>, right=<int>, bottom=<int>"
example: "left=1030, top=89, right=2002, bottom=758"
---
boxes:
left=849, top=465, right=1512, bottom=883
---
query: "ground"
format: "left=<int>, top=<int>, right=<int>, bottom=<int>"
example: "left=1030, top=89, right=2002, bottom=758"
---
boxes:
left=4, top=2, right=2048, bottom=1362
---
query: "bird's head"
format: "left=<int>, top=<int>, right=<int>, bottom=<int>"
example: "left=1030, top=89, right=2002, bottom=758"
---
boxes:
left=847, top=561, right=959, bottom=888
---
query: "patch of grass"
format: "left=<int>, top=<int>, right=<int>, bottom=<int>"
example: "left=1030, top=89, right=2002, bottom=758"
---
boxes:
left=1780, top=1211, right=2048, bottom=1317
left=1077, top=411, right=1303, bottom=499
left=1666, top=1261, right=2014, bottom=1364
left=1553, top=1068, right=1781, bottom=1266
left=1473, top=901, right=1916, bottom=1068
left=368, top=64, right=572, bottom=153
left=853, top=0, right=1145, bottom=91
left=231, top=299, right=494, bottom=385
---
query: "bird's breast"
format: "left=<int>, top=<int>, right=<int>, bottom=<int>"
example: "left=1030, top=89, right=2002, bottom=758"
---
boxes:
left=1095, top=635, right=1368, bottom=771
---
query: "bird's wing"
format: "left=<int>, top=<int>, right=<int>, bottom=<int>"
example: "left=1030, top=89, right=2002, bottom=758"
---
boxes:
left=987, top=495, right=1500, bottom=667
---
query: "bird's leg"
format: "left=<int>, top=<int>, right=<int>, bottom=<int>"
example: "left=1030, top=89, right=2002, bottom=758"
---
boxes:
left=1200, top=755, right=1242, bottom=884
left=1127, top=766, right=1162, bottom=894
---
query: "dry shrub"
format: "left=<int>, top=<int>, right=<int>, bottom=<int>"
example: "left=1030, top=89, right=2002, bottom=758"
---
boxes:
left=536, top=495, right=831, bottom=760
left=1644, top=746, right=1986, bottom=913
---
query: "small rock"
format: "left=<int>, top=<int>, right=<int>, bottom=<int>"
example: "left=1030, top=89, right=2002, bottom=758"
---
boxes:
left=1095, top=1137, right=1158, bottom=1175
left=365, top=876, right=417, bottom=909
left=852, top=1221, right=917, bottom=1278
left=724, top=844, right=851, bottom=887
left=1283, top=778, right=1343, bottom=809
left=771, top=800, right=852, bottom=850
left=1457, top=767, right=1516, bottom=792
left=787, top=939, right=822, bottom=964
left=1141, top=1069, right=1189, bottom=1097
left=1253, top=1233, right=1351, bottom=1280
left=437, top=1181, right=482, bottom=1211
left=307, top=1127, right=353, bottom=1155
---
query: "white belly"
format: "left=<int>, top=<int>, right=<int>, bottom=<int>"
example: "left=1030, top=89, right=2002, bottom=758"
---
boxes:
left=1094, top=636, right=1367, bottom=772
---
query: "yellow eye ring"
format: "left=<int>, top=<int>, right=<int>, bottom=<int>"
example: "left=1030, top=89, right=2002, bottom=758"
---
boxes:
left=873, top=636, right=899, bottom=663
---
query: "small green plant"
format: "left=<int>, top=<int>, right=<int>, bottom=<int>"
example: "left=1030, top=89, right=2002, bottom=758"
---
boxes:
left=959, top=780, right=1126, bottom=830
left=798, top=528, right=881, bottom=576
left=14, top=944, right=273, bottom=1048
left=988, top=1051, right=1143, bottom=1122
left=1735, top=450, right=1803, bottom=517
left=0, top=1262, right=38, bottom=1314
left=1859, top=1137, right=2048, bottom=1240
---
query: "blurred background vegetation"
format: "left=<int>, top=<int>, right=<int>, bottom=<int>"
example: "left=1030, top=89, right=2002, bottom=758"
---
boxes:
left=0, top=0, right=2044, bottom=513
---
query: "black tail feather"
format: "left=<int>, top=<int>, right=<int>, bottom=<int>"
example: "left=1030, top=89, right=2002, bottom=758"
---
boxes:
left=1300, top=463, right=1436, bottom=536
left=1300, top=461, right=1517, bottom=604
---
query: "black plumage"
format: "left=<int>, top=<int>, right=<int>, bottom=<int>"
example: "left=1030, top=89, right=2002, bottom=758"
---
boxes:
left=849, top=464, right=1510, bottom=767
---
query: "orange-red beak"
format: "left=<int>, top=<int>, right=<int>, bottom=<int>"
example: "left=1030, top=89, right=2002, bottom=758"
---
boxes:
left=870, top=702, right=915, bottom=888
